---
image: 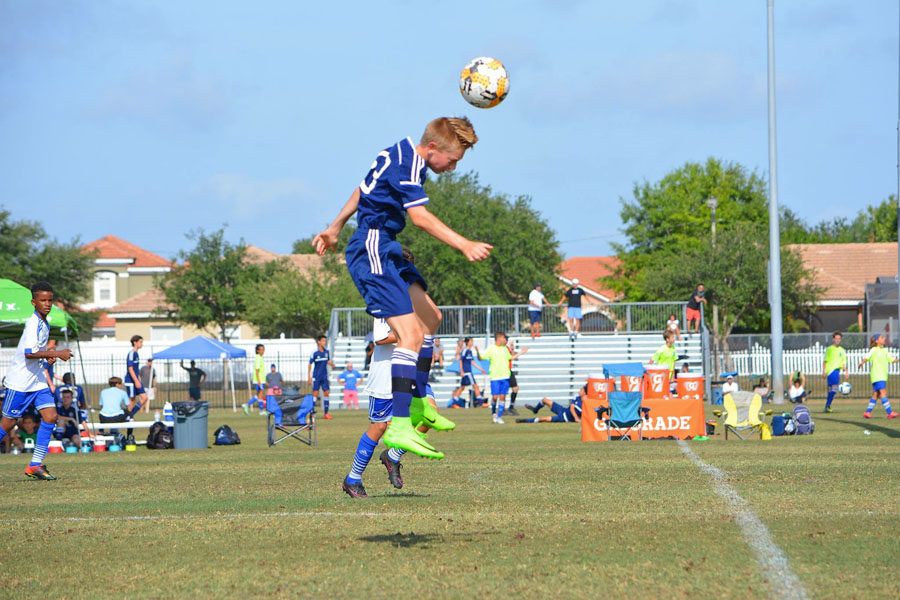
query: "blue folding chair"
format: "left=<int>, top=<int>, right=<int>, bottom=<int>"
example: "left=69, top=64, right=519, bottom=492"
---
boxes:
left=268, top=394, right=316, bottom=447
left=595, top=391, right=648, bottom=441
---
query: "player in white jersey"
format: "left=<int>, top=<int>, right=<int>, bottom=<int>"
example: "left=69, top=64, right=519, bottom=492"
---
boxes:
left=0, top=282, right=74, bottom=480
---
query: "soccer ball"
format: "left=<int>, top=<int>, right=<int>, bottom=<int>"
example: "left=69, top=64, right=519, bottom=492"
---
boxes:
left=839, top=381, right=852, bottom=395
left=459, top=57, right=509, bottom=109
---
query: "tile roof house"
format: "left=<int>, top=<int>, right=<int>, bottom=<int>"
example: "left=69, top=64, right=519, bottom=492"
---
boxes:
left=791, top=242, right=897, bottom=332
left=558, top=257, right=622, bottom=303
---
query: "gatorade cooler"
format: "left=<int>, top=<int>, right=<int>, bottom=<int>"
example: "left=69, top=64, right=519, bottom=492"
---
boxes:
left=586, top=375, right=614, bottom=401
left=676, top=373, right=706, bottom=401
left=48, top=440, right=64, bottom=454
left=93, top=440, right=107, bottom=452
left=619, top=374, right=643, bottom=393
left=643, top=365, right=670, bottom=400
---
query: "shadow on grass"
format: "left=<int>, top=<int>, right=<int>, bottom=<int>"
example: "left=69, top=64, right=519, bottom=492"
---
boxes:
left=368, top=492, right=430, bottom=498
left=818, top=416, right=900, bottom=438
left=359, top=532, right=442, bottom=547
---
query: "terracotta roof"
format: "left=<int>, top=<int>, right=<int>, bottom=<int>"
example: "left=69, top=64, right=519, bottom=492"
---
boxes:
left=82, top=235, right=173, bottom=268
left=108, top=289, right=174, bottom=315
left=244, top=245, right=328, bottom=275
left=791, top=242, right=897, bottom=301
left=93, top=311, right=116, bottom=329
left=559, top=257, right=622, bottom=301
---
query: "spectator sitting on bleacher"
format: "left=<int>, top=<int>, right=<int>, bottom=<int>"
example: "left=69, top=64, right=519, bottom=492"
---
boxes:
left=518, top=385, right=586, bottom=423
left=753, top=377, right=769, bottom=399
left=8, top=413, right=39, bottom=452
left=789, top=372, right=807, bottom=404
left=98, top=377, right=128, bottom=435
left=722, top=374, right=739, bottom=395
left=56, top=372, right=87, bottom=410
left=55, top=389, right=82, bottom=448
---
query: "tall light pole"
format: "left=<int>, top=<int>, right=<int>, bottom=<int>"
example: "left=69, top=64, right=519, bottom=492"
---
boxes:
left=767, top=0, right=785, bottom=404
left=708, top=196, right=719, bottom=373
left=708, top=196, right=718, bottom=245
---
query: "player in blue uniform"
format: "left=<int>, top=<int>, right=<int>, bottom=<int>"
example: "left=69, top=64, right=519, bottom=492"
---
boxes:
left=314, top=117, right=492, bottom=459
left=124, top=335, right=147, bottom=418
left=0, top=282, right=74, bottom=480
left=308, top=335, right=336, bottom=419
left=450, top=337, right=487, bottom=407
left=518, top=385, right=587, bottom=423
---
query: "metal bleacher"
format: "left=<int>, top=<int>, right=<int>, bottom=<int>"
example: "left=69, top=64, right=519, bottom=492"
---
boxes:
left=329, top=331, right=703, bottom=408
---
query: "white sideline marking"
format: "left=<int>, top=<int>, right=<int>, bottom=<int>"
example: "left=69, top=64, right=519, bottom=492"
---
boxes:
left=677, top=440, right=809, bottom=600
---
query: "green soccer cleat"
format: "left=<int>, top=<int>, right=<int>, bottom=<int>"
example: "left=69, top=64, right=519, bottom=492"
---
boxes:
left=383, top=417, right=444, bottom=460
left=410, top=397, right=456, bottom=431
left=242, top=404, right=249, bottom=415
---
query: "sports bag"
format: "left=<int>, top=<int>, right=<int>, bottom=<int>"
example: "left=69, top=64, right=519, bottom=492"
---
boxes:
left=146, top=421, right=174, bottom=449
left=791, top=405, right=814, bottom=435
left=213, top=424, right=241, bottom=445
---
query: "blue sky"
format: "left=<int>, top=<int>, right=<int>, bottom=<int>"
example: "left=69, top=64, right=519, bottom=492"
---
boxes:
left=1, top=0, right=897, bottom=260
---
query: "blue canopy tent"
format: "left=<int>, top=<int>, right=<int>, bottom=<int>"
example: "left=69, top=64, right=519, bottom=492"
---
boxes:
left=152, top=336, right=248, bottom=411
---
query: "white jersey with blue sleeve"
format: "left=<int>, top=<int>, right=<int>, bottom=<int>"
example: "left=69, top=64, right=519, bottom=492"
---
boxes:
left=5, top=312, right=51, bottom=392
left=356, top=137, right=429, bottom=236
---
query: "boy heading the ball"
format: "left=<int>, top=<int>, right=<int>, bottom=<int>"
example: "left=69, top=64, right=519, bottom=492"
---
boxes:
left=314, top=117, right=492, bottom=459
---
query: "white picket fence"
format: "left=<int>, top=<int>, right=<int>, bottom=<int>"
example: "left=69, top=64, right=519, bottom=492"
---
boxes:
left=729, top=343, right=899, bottom=376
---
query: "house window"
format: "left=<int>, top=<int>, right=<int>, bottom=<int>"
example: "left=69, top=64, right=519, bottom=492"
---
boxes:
left=93, top=271, right=117, bottom=308
left=150, top=326, right=183, bottom=342
left=223, top=324, right=242, bottom=340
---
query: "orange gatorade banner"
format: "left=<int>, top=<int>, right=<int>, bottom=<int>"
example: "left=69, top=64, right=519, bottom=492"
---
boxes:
left=580, top=395, right=706, bottom=441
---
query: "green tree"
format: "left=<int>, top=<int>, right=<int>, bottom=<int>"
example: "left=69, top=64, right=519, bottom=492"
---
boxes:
left=0, top=208, right=97, bottom=336
left=157, top=228, right=256, bottom=341
left=780, top=196, right=898, bottom=244
left=241, top=254, right=363, bottom=338
left=397, top=172, right=562, bottom=305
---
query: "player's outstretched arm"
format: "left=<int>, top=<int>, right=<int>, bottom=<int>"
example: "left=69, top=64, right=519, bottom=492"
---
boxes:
left=407, top=205, right=492, bottom=261
left=313, top=188, right=360, bottom=255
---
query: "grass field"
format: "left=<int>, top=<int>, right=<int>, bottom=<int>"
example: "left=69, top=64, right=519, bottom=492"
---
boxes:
left=2, top=398, right=898, bottom=599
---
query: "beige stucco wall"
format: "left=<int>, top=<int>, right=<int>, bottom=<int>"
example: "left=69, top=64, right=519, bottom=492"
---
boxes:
left=113, top=318, right=259, bottom=342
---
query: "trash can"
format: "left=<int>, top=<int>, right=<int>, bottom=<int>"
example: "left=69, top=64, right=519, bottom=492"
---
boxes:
left=172, top=401, right=209, bottom=450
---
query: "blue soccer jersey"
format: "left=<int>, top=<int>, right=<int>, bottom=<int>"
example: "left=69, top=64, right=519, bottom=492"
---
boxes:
left=125, top=350, right=139, bottom=383
left=570, top=395, right=583, bottom=420
left=356, top=137, right=429, bottom=236
left=310, top=349, right=331, bottom=381
left=460, top=348, right=475, bottom=374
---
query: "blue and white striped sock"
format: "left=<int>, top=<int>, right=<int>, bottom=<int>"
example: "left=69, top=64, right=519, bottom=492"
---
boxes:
left=30, top=421, right=55, bottom=467
left=346, top=432, right=378, bottom=483
left=881, top=397, right=892, bottom=414
left=496, top=399, right=505, bottom=419
left=391, top=348, right=418, bottom=418
left=866, top=397, right=877, bottom=412
left=387, top=447, right=406, bottom=462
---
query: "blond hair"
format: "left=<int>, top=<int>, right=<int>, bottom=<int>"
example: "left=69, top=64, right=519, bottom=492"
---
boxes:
left=420, top=117, right=478, bottom=152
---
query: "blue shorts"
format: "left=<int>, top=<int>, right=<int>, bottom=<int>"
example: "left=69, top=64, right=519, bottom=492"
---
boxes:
left=567, top=307, right=582, bottom=320
left=528, top=311, right=541, bottom=324
left=255, top=383, right=265, bottom=392
left=312, top=378, right=330, bottom=392
left=872, top=380, right=886, bottom=391
left=490, top=379, right=510, bottom=397
left=346, top=228, right=427, bottom=318
left=125, top=381, right=146, bottom=399
left=460, top=372, right=475, bottom=387
left=189, top=386, right=202, bottom=400
left=550, top=402, right=569, bottom=420
left=826, top=370, right=841, bottom=387
left=2, top=388, right=56, bottom=419
left=368, top=396, right=393, bottom=423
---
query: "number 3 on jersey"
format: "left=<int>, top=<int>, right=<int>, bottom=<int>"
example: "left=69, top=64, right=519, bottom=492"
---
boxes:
left=360, top=151, right=390, bottom=194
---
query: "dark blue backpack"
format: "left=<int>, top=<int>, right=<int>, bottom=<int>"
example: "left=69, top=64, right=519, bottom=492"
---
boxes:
left=214, top=425, right=241, bottom=445
left=792, top=405, right=814, bottom=435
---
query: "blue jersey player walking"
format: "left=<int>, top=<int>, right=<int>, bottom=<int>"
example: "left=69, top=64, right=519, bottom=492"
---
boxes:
left=308, top=335, right=336, bottom=419
left=314, top=117, right=492, bottom=462
left=0, top=282, right=74, bottom=480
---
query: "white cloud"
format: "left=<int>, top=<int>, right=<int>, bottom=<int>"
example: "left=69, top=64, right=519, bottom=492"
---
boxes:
left=197, top=174, right=311, bottom=220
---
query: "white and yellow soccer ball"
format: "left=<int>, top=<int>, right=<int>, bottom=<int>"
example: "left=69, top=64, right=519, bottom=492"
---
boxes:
left=459, top=57, right=509, bottom=109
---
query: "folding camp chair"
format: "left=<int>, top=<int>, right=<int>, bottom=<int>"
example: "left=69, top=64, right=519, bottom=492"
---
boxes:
left=267, top=394, right=316, bottom=447
left=595, top=391, right=648, bottom=440
left=713, top=391, right=772, bottom=440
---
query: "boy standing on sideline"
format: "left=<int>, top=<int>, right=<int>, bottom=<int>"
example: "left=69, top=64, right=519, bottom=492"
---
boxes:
left=822, top=331, right=848, bottom=413
left=858, top=333, right=899, bottom=419
left=650, top=330, right=678, bottom=390
left=243, top=344, right=267, bottom=415
left=481, top=332, right=528, bottom=424
left=124, top=335, right=147, bottom=417
left=0, top=282, right=73, bottom=480
left=558, top=279, right=584, bottom=341
left=309, top=335, right=336, bottom=419
left=528, top=283, right=549, bottom=338
left=450, top=337, right=487, bottom=407
left=338, top=362, right=363, bottom=410
left=138, top=358, right=156, bottom=413
left=313, top=117, right=491, bottom=459
left=180, top=360, right=206, bottom=399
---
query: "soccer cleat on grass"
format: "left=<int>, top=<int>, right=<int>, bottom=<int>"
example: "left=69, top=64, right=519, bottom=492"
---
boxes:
left=242, top=404, right=249, bottom=415
left=888, top=413, right=899, bottom=419
left=322, top=413, right=333, bottom=420
left=492, top=415, right=498, bottom=424
left=380, top=450, right=403, bottom=489
left=506, top=407, right=519, bottom=416
left=495, top=417, right=505, bottom=425
left=342, top=479, right=368, bottom=498
left=525, top=403, right=541, bottom=414
left=383, top=417, right=443, bottom=460
left=410, top=397, right=455, bottom=431
left=824, top=406, right=833, bottom=413
left=864, top=411, right=872, bottom=419
left=24, top=464, right=57, bottom=481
